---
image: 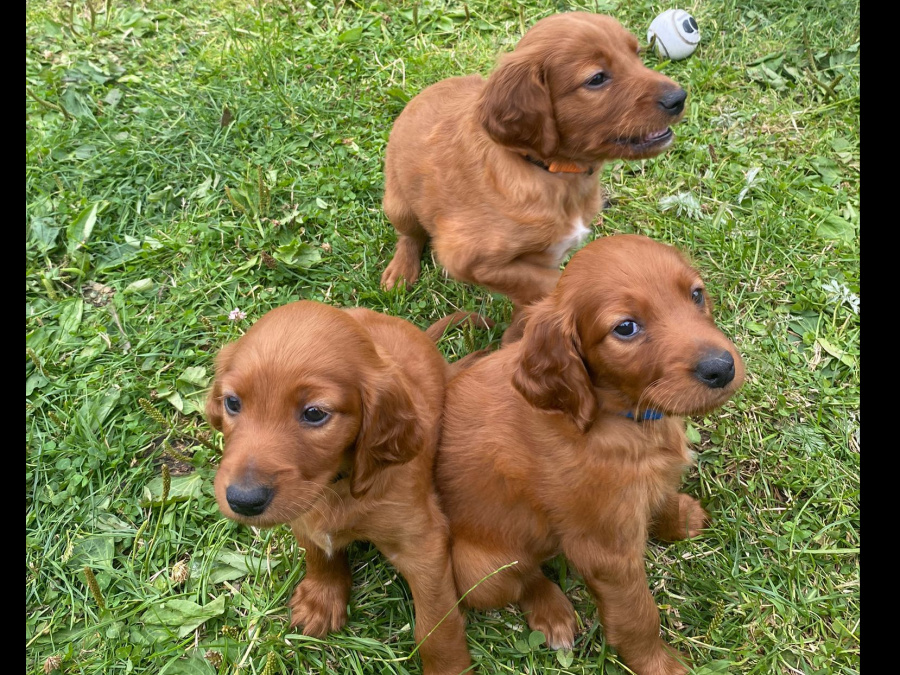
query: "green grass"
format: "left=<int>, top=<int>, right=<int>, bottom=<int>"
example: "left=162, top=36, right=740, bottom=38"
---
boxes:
left=26, top=1, right=859, bottom=673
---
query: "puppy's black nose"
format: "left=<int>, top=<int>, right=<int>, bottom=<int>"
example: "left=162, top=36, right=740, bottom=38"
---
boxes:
left=694, top=350, right=735, bottom=389
left=660, top=88, right=687, bottom=115
left=226, top=483, right=273, bottom=516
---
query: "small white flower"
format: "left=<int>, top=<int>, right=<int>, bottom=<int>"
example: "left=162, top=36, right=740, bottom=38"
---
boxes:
left=659, top=192, right=703, bottom=220
left=822, top=279, right=859, bottom=315
left=228, top=308, right=247, bottom=321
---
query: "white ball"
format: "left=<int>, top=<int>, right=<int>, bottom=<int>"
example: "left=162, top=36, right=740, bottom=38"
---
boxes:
left=647, top=9, right=700, bottom=60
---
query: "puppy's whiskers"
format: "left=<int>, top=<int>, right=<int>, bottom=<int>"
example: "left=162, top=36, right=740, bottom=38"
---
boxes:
left=303, top=495, right=333, bottom=522
left=635, top=378, right=666, bottom=418
left=322, top=483, right=347, bottom=510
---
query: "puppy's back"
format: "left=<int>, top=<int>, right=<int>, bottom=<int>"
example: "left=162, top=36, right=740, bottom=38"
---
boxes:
left=388, top=75, right=484, bottom=142
left=385, top=75, right=484, bottom=180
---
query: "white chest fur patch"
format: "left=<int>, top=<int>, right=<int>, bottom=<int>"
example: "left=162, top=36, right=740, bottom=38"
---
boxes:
left=547, top=217, right=590, bottom=265
left=310, top=531, right=334, bottom=557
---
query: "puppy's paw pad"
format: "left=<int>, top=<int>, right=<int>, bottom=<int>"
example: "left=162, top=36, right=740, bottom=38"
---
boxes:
left=289, top=580, right=349, bottom=638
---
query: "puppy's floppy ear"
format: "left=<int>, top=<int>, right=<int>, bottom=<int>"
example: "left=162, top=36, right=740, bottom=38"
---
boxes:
left=350, top=366, right=424, bottom=497
left=512, top=302, right=596, bottom=433
left=478, top=49, right=559, bottom=159
left=205, top=341, right=238, bottom=431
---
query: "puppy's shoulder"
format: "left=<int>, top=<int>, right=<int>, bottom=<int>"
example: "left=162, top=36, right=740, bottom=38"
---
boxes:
left=421, top=73, right=485, bottom=96
left=447, top=346, right=517, bottom=395
left=407, top=74, right=486, bottom=111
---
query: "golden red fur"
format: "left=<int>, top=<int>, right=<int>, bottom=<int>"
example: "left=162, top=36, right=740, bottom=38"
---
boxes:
left=206, top=301, right=471, bottom=675
left=435, top=235, right=745, bottom=675
left=381, top=13, right=686, bottom=340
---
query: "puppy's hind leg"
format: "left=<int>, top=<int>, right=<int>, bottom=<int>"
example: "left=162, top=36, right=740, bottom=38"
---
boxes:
left=452, top=537, right=527, bottom=611
left=650, top=492, right=709, bottom=542
left=288, top=531, right=352, bottom=638
left=452, top=537, right=576, bottom=647
left=381, top=177, right=427, bottom=290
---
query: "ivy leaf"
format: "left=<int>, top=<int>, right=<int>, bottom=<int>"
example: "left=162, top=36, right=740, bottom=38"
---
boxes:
left=809, top=157, right=841, bottom=186
left=29, top=216, right=61, bottom=252
left=61, top=87, right=94, bottom=119
left=745, top=321, right=768, bottom=336
left=96, top=237, right=143, bottom=272
left=273, top=240, right=321, bottom=267
left=141, top=473, right=204, bottom=507
left=124, top=278, right=155, bottom=295
left=68, top=535, right=116, bottom=568
left=142, top=595, right=226, bottom=638
left=208, top=550, right=283, bottom=584
left=26, top=372, right=50, bottom=396
left=815, top=213, right=855, bottom=243
left=384, top=87, right=409, bottom=104
left=160, top=388, right=185, bottom=413
left=159, top=652, right=217, bottom=675
left=103, top=88, right=123, bottom=107
left=82, top=388, right=122, bottom=431
left=177, top=366, right=208, bottom=388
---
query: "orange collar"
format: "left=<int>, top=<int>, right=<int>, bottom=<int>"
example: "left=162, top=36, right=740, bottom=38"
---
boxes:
left=523, top=154, right=595, bottom=175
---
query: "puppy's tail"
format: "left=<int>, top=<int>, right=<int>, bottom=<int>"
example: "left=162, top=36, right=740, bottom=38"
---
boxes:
left=425, top=311, right=495, bottom=343
left=426, top=311, right=496, bottom=377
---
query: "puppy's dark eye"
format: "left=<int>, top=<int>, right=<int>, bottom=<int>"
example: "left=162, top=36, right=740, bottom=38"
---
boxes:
left=302, top=407, right=330, bottom=426
left=692, top=288, right=705, bottom=306
left=585, top=72, right=609, bottom=88
left=613, top=320, right=641, bottom=338
left=223, top=395, right=242, bottom=415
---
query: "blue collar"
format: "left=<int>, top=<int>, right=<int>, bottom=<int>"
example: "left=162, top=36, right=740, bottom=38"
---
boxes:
left=621, top=409, right=664, bottom=421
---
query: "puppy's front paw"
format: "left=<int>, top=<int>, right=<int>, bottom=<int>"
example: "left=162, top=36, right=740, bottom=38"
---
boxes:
left=380, top=252, right=420, bottom=291
left=289, top=578, right=350, bottom=638
left=627, top=644, right=691, bottom=675
left=531, top=613, right=576, bottom=651
left=521, top=581, right=577, bottom=650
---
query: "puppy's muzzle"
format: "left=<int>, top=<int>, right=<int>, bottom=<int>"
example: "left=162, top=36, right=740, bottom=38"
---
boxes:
left=225, top=482, right=274, bottom=517
left=659, top=88, right=687, bottom=116
left=694, top=349, right=736, bottom=389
